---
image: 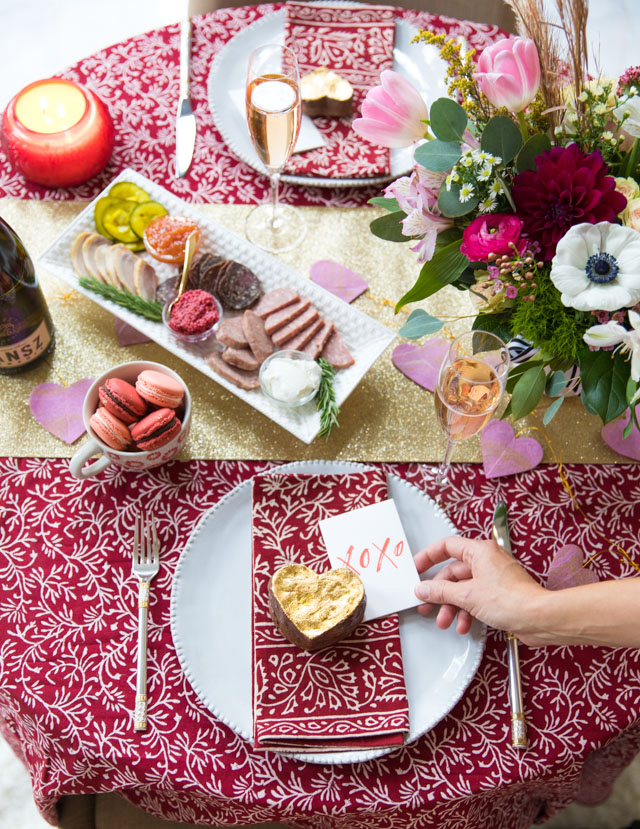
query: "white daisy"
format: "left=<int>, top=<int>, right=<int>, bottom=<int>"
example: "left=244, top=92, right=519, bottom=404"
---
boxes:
left=459, top=184, right=475, bottom=202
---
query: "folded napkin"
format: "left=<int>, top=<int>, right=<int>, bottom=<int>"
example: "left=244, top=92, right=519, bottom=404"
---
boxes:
left=251, top=469, right=409, bottom=753
left=283, top=1, right=396, bottom=179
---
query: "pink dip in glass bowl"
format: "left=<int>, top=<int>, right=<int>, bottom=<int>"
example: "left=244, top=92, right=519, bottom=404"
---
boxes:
left=164, top=289, right=221, bottom=341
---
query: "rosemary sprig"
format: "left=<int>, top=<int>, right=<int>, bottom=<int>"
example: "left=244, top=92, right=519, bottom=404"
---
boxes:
left=316, top=357, right=340, bottom=438
left=79, top=275, right=163, bottom=322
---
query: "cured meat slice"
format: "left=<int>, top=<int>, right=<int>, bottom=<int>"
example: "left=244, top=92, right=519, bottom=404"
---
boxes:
left=190, top=252, right=222, bottom=289
left=93, top=244, right=111, bottom=284
left=156, top=276, right=179, bottom=305
left=216, top=317, right=249, bottom=349
left=207, top=352, right=260, bottom=390
left=82, top=234, right=111, bottom=282
left=272, top=306, right=319, bottom=347
left=321, top=330, right=354, bottom=369
left=218, top=263, right=262, bottom=310
left=284, top=317, right=324, bottom=352
left=222, top=347, right=260, bottom=371
left=71, top=232, right=92, bottom=275
left=264, top=297, right=311, bottom=335
left=104, top=244, right=128, bottom=290
left=113, top=246, right=140, bottom=294
left=133, top=259, right=158, bottom=301
left=301, top=322, right=334, bottom=359
left=200, top=258, right=230, bottom=297
left=253, top=286, right=298, bottom=318
left=242, top=310, right=274, bottom=363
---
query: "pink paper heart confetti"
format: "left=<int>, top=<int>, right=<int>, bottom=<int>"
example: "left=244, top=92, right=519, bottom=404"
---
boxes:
left=481, top=420, right=543, bottom=478
left=546, top=544, right=599, bottom=591
left=310, top=260, right=369, bottom=303
left=601, top=410, right=640, bottom=461
left=114, top=317, right=151, bottom=347
left=392, top=339, right=450, bottom=392
left=29, top=379, right=93, bottom=444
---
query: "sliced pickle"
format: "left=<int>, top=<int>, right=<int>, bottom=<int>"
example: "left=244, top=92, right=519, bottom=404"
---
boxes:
left=102, top=200, right=138, bottom=243
left=109, top=181, right=151, bottom=203
left=129, top=200, right=168, bottom=238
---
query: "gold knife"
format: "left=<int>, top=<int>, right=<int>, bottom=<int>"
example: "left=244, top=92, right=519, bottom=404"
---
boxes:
left=492, top=501, right=529, bottom=750
left=176, top=18, right=196, bottom=178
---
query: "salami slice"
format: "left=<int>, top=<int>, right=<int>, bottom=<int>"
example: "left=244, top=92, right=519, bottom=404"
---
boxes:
left=264, top=297, right=310, bottom=335
left=301, top=322, right=334, bottom=359
left=207, top=352, right=260, bottom=390
left=242, top=310, right=274, bottom=363
left=253, top=287, right=298, bottom=318
left=200, top=259, right=231, bottom=297
left=321, top=330, right=354, bottom=369
left=216, top=317, right=249, bottom=349
left=218, top=263, right=262, bottom=310
left=222, top=347, right=260, bottom=372
left=156, top=276, right=179, bottom=305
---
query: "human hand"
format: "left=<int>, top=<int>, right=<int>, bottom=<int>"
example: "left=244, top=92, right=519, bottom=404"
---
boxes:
left=413, top=536, right=546, bottom=644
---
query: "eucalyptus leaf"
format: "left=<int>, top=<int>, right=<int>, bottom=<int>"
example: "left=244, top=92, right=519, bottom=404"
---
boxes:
left=429, top=98, right=468, bottom=142
left=516, top=133, right=552, bottom=172
left=368, top=196, right=400, bottom=211
left=369, top=211, right=408, bottom=243
left=438, top=182, right=479, bottom=217
left=414, top=139, right=461, bottom=172
left=578, top=346, right=630, bottom=423
left=542, top=396, right=564, bottom=425
left=546, top=370, right=567, bottom=397
left=398, top=309, right=445, bottom=339
left=395, top=240, right=467, bottom=311
left=481, top=116, right=523, bottom=165
left=510, top=365, right=546, bottom=421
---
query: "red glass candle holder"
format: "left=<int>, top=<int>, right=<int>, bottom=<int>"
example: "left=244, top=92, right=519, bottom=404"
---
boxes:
left=1, top=78, right=115, bottom=188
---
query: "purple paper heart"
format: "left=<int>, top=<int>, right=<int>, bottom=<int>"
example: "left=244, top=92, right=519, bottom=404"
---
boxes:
left=601, top=410, right=640, bottom=460
left=481, top=420, right=543, bottom=478
left=114, top=317, right=151, bottom=347
left=310, top=260, right=369, bottom=303
left=546, top=544, right=599, bottom=590
left=29, top=379, right=93, bottom=444
left=392, top=339, right=450, bottom=392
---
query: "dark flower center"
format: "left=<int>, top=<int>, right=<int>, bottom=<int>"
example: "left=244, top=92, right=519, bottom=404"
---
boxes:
left=585, top=252, right=619, bottom=284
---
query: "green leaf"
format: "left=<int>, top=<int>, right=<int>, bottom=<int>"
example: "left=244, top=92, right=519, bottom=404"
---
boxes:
left=623, top=416, right=634, bottom=439
left=398, top=309, right=445, bottom=339
left=368, top=196, right=400, bottom=211
left=542, top=396, right=564, bottom=425
left=510, top=365, right=547, bottom=421
left=438, top=182, right=479, bottom=217
left=626, top=375, right=639, bottom=404
left=369, top=211, right=408, bottom=242
left=414, top=139, right=461, bottom=172
left=545, top=370, right=567, bottom=397
left=395, top=240, right=467, bottom=311
left=578, top=345, right=631, bottom=423
left=506, top=361, right=540, bottom=394
left=429, top=98, right=468, bottom=142
left=516, top=133, right=552, bottom=172
left=500, top=400, right=512, bottom=420
left=481, top=116, right=523, bottom=165
left=472, top=313, right=513, bottom=346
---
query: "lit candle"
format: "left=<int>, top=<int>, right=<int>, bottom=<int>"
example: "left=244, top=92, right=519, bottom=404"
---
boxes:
left=1, top=78, right=115, bottom=188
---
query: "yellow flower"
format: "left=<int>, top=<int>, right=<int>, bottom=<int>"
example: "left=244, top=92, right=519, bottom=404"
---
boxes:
left=623, top=196, right=640, bottom=231
left=616, top=178, right=640, bottom=222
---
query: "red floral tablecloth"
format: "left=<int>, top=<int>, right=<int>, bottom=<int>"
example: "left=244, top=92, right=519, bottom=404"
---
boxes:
left=0, top=4, right=504, bottom=207
left=2, top=457, right=640, bottom=828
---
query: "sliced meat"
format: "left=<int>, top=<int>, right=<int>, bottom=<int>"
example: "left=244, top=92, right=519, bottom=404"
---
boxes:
left=216, top=317, right=249, bottom=349
left=190, top=252, right=221, bottom=289
left=284, top=317, right=324, bottom=352
left=207, top=352, right=260, bottom=390
left=218, top=263, right=262, bottom=310
left=264, top=297, right=310, bottom=335
left=71, top=232, right=92, bottom=275
left=242, top=310, right=274, bottom=363
left=112, top=246, right=139, bottom=294
left=200, top=258, right=230, bottom=297
left=82, top=234, right=111, bottom=282
left=104, top=244, right=128, bottom=290
left=321, top=330, right=354, bottom=369
left=272, top=306, right=319, bottom=347
left=253, top=286, right=298, bottom=318
left=93, top=244, right=111, bottom=284
left=133, top=259, right=158, bottom=301
left=156, top=276, right=179, bottom=305
left=301, top=322, right=334, bottom=359
left=222, top=347, right=260, bottom=371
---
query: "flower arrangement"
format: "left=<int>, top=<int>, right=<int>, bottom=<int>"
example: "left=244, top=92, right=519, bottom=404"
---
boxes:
left=354, top=0, right=640, bottom=435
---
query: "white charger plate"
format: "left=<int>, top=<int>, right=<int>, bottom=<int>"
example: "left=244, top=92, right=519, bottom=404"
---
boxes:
left=170, top=460, right=486, bottom=765
left=208, top=4, right=448, bottom=188
left=38, top=169, right=395, bottom=445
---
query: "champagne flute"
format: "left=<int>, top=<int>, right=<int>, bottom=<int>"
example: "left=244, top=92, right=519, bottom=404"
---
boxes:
left=434, top=330, right=510, bottom=484
left=245, top=43, right=306, bottom=254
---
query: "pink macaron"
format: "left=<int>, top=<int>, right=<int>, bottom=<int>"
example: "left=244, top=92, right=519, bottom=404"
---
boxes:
left=89, top=407, right=132, bottom=451
left=135, top=370, right=185, bottom=409
left=130, top=408, right=182, bottom=451
left=98, top=378, right=147, bottom=424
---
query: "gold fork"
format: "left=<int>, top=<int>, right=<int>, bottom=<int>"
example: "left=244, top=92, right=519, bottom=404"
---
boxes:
left=132, top=512, right=160, bottom=731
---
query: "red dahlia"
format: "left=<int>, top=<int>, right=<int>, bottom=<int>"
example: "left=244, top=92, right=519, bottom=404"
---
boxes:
left=511, top=144, right=627, bottom=260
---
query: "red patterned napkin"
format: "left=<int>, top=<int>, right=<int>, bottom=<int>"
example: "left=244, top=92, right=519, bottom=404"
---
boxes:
left=284, top=2, right=396, bottom=179
left=251, top=469, right=409, bottom=752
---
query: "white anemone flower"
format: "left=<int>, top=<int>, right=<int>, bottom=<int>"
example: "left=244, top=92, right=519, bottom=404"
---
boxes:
left=550, top=222, right=640, bottom=312
left=584, top=310, right=640, bottom=385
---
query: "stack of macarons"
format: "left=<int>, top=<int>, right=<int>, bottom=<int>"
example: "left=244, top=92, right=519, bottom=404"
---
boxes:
left=89, top=369, right=185, bottom=452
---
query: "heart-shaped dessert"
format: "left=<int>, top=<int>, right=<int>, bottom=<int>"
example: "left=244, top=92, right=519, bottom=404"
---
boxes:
left=268, top=564, right=366, bottom=652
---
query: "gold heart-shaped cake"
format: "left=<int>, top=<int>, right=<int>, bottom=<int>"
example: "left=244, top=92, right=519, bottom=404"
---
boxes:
left=300, top=67, right=354, bottom=118
left=268, top=563, right=366, bottom=651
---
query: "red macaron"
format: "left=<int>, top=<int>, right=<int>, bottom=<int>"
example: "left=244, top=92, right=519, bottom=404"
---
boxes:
left=130, top=408, right=182, bottom=451
left=135, top=370, right=185, bottom=409
left=90, top=407, right=132, bottom=451
left=98, top=378, right=147, bottom=424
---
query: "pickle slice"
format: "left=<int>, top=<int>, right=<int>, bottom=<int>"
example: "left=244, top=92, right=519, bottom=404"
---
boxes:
left=109, top=181, right=151, bottom=203
left=94, top=196, right=121, bottom=239
left=124, top=240, right=146, bottom=252
left=102, top=200, right=138, bottom=243
left=129, top=201, right=168, bottom=239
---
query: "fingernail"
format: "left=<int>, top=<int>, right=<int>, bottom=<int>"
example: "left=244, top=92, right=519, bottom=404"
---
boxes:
left=415, top=581, right=430, bottom=600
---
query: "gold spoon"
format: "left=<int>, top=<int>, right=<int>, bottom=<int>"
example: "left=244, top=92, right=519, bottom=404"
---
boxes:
left=167, top=230, right=198, bottom=316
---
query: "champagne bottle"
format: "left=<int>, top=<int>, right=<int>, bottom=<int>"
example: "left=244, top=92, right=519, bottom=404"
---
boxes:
left=0, top=215, right=55, bottom=375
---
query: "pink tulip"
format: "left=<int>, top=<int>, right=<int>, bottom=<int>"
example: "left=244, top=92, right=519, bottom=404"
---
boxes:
left=353, top=70, right=429, bottom=148
left=475, top=37, right=541, bottom=113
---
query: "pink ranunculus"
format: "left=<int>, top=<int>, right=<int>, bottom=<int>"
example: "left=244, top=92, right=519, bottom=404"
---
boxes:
left=352, top=70, right=429, bottom=149
left=475, top=37, right=541, bottom=113
left=460, top=214, right=525, bottom=261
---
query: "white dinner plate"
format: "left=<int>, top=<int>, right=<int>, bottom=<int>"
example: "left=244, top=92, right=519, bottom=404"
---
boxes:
left=207, top=3, right=448, bottom=188
left=38, top=169, right=395, bottom=445
left=170, top=460, right=486, bottom=765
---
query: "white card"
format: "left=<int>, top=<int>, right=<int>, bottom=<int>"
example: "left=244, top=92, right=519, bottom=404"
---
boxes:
left=319, top=498, right=422, bottom=622
left=229, top=88, right=326, bottom=154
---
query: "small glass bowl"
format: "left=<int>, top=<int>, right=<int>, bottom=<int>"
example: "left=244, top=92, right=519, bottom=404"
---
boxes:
left=259, top=350, right=321, bottom=407
left=162, top=291, right=223, bottom=344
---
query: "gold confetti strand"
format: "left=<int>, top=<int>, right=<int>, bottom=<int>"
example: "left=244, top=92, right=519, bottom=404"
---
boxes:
left=47, top=289, right=79, bottom=306
left=42, top=356, right=68, bottom=388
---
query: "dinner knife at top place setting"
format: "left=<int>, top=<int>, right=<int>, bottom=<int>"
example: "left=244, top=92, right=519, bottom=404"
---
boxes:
left=176, top=18, right=196, bottom=178
left=492, top=501, right=529, bottom=750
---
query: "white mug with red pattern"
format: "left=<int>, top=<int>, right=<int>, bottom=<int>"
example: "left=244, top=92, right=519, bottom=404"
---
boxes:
left=69, top=360, right=191, bottom=480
